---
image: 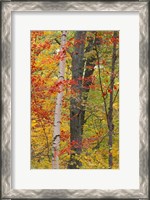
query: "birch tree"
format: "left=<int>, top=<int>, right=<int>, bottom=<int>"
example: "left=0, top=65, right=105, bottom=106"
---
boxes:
left=52, top=31, right=67, bottom=169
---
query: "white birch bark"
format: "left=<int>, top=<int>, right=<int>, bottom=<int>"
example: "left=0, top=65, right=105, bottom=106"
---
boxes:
left=52, top=31, right=67, bottom=169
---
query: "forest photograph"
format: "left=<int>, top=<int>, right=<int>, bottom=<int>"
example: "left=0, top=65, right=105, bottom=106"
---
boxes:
left=31, top=30, right=119, bottom=169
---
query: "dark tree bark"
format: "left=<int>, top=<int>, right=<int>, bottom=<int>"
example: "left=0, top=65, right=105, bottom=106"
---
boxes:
left=94, top=31, right=118, bottom=168
left=108, top=31, right=118, bottom=169
left=81, top=34, right=98, bottom=133
left=68, top=32, right=100, bottom=169
left=68, top=31, right=86, bottom=169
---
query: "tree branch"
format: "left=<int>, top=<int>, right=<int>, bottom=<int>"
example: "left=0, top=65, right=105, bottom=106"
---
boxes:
left=55, top=38, right=72, bottom=56
left=94, top=40, right=108, bottom=125
left=113, top=88, right=119, bottom=104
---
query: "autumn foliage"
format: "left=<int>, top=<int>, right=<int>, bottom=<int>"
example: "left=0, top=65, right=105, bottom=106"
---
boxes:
left=31, top=31, right=119, bottom=169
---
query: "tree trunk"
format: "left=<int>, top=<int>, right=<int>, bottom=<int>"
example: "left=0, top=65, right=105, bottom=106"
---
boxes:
left=81, top=33, right=98, bottom=132
left=52, top=31, right=67, bottom=169
left=68, top=31, right=86, bottom=169
left=108, top=31, right=117, bottom=169
left=68, top=32, right=100, bottom=169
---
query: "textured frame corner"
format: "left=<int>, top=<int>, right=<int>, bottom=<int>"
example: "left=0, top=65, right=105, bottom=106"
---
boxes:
left=1, top=1, right=149, bottom=199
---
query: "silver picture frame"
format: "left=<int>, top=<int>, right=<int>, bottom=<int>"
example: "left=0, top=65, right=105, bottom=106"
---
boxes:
left=1, top=1, right=149, bottom=199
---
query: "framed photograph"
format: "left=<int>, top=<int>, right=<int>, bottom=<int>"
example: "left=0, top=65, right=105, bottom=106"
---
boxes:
left=1, top=1, right=149, bottom=199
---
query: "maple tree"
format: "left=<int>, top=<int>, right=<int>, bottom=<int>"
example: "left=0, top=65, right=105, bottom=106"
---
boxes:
left=31, top=30, right=119, bottom=169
